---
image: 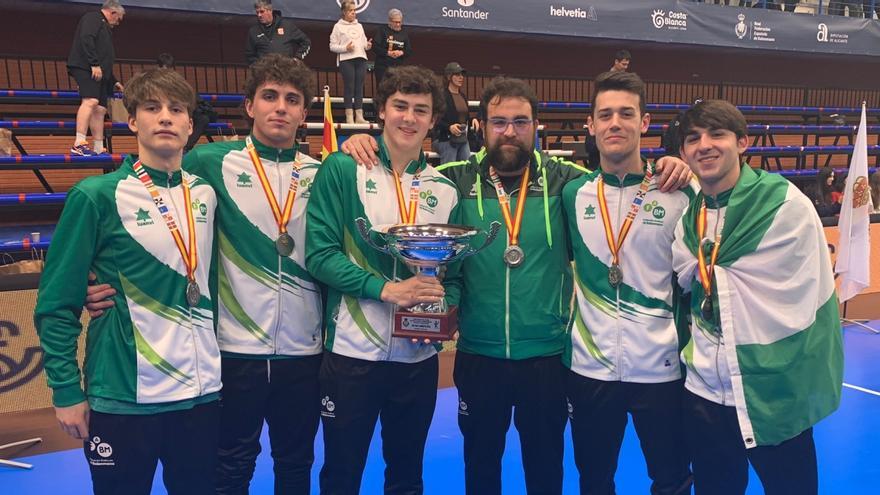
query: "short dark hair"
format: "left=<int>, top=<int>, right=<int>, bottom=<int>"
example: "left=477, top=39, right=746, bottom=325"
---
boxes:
left=679, top=99, right=748, bottom=147
left=243, top=53, right=315, bottom=107
left=123, top=68, right=196, bottom=116
left=156, top=53, right=175, bottom=69
left=374, top=65, right=445, bottom=118
left=480, top=77, right=539, bottom=120
left=591, top=71, right=646, bottom=116
left=615, top=49, right=631, bottom=61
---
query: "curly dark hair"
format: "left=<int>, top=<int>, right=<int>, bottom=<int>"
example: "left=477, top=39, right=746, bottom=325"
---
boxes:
left=243, top=53, right=315, bottom=107
left=374, top=65, right=445, bottom=119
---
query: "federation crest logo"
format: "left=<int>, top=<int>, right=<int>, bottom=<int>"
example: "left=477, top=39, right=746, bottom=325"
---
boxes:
left=337, top=0, right=370, bottom=13
left=852, top=176, right=870, bottom=208
left=735, top=13, right=748, bottom=39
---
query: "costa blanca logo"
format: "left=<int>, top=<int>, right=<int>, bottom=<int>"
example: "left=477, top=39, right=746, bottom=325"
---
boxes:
left=735, top=13, right=748, bottom=39
left=651, top=9, right=688, bottom=31
left=336, top=0, right=369, bottom=14
left=651, top=10, right=665, bottom=29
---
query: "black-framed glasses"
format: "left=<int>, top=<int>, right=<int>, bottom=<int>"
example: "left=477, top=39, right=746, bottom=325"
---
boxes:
left=488, top=118, right=534, bottom=134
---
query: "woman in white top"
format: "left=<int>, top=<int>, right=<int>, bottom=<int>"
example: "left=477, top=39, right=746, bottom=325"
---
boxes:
left=330, top=0, right=372, bottom=124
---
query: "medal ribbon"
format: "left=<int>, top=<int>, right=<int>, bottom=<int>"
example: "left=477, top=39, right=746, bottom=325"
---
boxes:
left=596, top=163, right=654, bottom=267
left=132, top=160, right=197, bottom=282
left=392, top=169, right=420, bottom=225
left=245, top=136, right=300, bottom=235
left=696, top=200, right=722, bottom=299
left=488, top=166, right=530, bottom=245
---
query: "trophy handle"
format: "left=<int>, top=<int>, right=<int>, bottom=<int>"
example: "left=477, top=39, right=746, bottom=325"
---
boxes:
left=354, top=217, right=391, bottom=254
left=452, top=220, right=502, bottom=262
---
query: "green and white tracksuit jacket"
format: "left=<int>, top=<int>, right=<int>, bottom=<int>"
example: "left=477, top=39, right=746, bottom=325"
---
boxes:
left=672, top=165, right=843, bottom=447
left=34, top=156, right=221, bottom=414
left=562, top=167, right=695, bottom=382
left=305, top=139, right=462, bottom=363
left=436, top=149, right=586, bottom=360
left=184, top=137, right=322, bottom=358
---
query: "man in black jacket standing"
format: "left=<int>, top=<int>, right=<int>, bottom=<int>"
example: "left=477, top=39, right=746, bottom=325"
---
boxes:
left=372, top=8, right=412, bottom=85
left=67, top=0, right=124, bottom=156
left=245, top=1, right=311, bottom=65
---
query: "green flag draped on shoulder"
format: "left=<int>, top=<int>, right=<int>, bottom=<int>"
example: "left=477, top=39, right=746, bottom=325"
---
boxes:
left=673, top=164, right=843, bottom=447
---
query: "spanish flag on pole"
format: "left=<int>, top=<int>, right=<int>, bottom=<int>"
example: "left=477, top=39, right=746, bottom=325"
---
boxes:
left=321, top=86, right=338, bottom=161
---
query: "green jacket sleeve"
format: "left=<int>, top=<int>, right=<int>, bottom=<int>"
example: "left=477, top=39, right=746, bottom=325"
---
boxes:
left=305, top=155, right=387, bottom=301
left=33, top=187, right=100, bottom=407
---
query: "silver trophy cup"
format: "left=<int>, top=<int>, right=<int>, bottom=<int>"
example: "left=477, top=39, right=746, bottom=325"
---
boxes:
left=355, top=218, right=501, bottom=339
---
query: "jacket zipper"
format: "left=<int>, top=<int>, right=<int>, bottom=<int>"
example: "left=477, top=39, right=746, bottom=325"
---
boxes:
left=271, top=149, right=283, bottom=355
left=168, top=172, right=202, bottom=396
left=614, top=181, right=624, bottom=380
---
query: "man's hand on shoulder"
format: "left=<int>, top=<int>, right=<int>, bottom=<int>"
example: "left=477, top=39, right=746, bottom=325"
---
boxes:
left=655, top=156, right=692, bottom=192
left=340, top=134, right=380, bottom=169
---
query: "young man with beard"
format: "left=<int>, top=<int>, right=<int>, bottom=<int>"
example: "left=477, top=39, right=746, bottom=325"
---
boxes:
left=341, top=76, right=691, bottom=494
left=85, top=54, right=323, bottom=494
left=672, top=100, right=842, bottom=495
left=562, top=70, right=693, bottom=495
left=305, top=65, right=462, bottom=494
left=36, top=68, right=221, bottom=494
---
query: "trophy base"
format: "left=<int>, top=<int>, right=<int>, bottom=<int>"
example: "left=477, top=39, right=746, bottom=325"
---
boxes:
left=393, top=305, right=459, bottom=341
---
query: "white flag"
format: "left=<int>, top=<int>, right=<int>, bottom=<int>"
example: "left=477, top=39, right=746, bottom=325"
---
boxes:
left=835, top=102, right=871, bottom=302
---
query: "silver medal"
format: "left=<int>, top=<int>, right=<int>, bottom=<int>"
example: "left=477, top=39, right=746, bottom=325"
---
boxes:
left=186, top=281, right=201, bottom=307
left=276, top=232, right=295, bottom=256
left=503, top=245, right=525, bottom=268
left=700, top=297, right=714, bottom=322
left=608, top=263, right=623, bottom=288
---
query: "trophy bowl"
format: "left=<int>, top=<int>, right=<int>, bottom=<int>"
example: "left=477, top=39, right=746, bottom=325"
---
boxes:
left=356, top=219, right=500, bottom=340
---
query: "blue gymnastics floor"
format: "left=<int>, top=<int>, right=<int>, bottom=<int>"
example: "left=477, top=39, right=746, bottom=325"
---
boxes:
left=2, top=325, right=878, bottom=494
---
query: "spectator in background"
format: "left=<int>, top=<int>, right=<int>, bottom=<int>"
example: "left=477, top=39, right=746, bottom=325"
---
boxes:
left=814, top=166, right=842, bottom=217
left=0, top=128, right=12, bottom=157
left=432, top=62, right=478, bottom=164
left=828, top=0, right=864, bottom=16
left=372, top=9, right=412, bottom=86
left=609, top=50, right=631, bottom=72
left=67, top=0, right=125, bottom=156
left=245, top=1, right=311, bottom=65
left=330, top=0, right=371, bottom=124
left=156, top=53, right=218, bottom=152
left=870, top=171, right=880, bottom=213
left=863, top=0, right=880, bottom=18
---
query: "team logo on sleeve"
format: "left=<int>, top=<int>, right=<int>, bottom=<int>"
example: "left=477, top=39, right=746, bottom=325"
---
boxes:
left=852, top=176, right=869, bottom=208
left=583, top=204, right=596, bottom=220
left=236, top=172, right=253, bottom=188
left=135, top=208, right=154, bottom=227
